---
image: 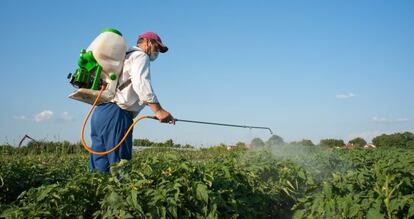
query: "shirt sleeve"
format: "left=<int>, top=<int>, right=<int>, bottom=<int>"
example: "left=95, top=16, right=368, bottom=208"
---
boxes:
left=129, top=52, right=159, bottom=104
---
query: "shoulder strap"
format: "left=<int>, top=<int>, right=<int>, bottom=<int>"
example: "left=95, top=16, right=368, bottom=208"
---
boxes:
left=118, top=79, right=131, bottom=91
left=117, top=48, right=140, bottom=91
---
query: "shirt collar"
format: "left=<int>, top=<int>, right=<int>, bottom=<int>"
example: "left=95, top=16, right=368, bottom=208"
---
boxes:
left=127, top=46, right=144, bottom=53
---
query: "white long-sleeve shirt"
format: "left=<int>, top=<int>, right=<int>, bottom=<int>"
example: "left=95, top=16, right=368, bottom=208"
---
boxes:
left=112, top=46, right=158, bottom=113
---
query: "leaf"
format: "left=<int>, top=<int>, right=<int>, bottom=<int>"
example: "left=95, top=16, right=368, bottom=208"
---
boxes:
left=408, top=205, right=414, bottom=218
left=168, top=206, right=178, bottom=218
left=322, top=182, right=332, bottom=198
left=349, top=204, right=360, bottom=217
left=292, top=209, right=305, bottom=219
left=36, top=185, right=55, bottom=202
left=159, top=206, right=167, bottom=218
left=195, top=183, right=209, bottom=203
left=389, top=199, right=399, bottom=212
left=128, top=190, right=140, bottom=210
left=286, top=180, right=295, bottom=190
left=367, top=207, right=384, bottom=219
left=107, top=191, right=122, bottom=206
left=207, top=203, right=218, bottom=219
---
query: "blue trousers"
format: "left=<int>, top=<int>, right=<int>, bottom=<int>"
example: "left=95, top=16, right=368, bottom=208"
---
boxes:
left=89, top=102, right=134, bottom=173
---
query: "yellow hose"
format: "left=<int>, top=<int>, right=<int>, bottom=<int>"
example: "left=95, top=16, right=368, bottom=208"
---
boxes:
left=80, top=86, right=154, bottom=155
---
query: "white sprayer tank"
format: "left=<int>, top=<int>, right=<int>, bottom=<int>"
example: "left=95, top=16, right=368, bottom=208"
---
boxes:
left=69, top=28, right=128, bottom=104
left=87, top=29, right=127, bottom=78
left=87, top=28, right=127, bottom=96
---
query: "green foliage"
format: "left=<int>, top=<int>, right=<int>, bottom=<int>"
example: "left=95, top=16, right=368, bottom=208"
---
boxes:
left=234, top=142, right=248, bottom=150
left=250, top=138, right=265, bottom=149
left=407, top=140, right=414, bottom=148
left=266, top=134, right=284, bottom=146
left=320, top=138, right=345, bottom=147
left=133, top=138, right=153, bottom=146
left=300, top=139, right=314, bottom=146
left=0, top=148, right=314, bottom=218
left=293, top=148, right=414, bottom=219
left=0, top=154, right=88, bottom=206
left=1, top=141, right=413, bottom=218
left=290, top=139, right=315, bottom=146
left=1, top=141, right=85, bottom=155
left=132, top=138, right=194, bottom=148
left=349, top=137, right=367, bottom=147
left=372, top=132, right=414, bottom=148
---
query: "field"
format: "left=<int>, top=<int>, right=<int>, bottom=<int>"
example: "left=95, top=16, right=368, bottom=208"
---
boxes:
left=1, top=143, right=413, bottom=218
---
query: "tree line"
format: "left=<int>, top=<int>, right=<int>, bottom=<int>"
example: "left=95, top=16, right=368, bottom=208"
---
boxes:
left=2, top=131, right=412, bottom=155
left=249, top=131, right=414, bottom=149
left=133, top=138, right=194, bottom=148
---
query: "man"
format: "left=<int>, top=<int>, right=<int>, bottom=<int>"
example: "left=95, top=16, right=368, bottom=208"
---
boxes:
left=89, top=32, right=174, bottom=173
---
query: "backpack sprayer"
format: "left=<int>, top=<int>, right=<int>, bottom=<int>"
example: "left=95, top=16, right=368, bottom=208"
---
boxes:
left=68, top=28, right=273, bottom=155
left=67, top=28, right=127, bottom=105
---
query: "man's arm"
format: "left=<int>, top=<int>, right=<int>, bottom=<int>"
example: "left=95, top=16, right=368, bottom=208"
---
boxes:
left=129, top=52, right=174, bottom=123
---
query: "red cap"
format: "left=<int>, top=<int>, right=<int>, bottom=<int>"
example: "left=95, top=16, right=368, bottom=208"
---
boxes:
left=138, top=32, right=168, bottom=53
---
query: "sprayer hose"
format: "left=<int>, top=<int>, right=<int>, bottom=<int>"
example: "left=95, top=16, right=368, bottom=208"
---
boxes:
left=80, top=86, right=154, bottom=155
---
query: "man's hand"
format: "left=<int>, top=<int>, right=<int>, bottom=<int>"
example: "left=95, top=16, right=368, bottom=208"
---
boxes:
left=155, top=109, right=175, bottom=123
left=147, top=102, right=175, bottom=124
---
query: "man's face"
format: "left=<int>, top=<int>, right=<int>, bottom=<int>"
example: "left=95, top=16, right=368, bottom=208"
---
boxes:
left=145, top=39, right=159, bottom=53
left=147, top=40, right=160, bottom=61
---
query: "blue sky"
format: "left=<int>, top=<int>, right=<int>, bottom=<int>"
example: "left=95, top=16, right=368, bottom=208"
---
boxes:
left=1, top=0, right=413, bottom=146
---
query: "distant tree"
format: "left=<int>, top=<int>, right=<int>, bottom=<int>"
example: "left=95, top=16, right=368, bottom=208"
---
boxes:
left=235, top=141, right=245, bottom=147
left=319, top=139, right=345, bottom=147
left=299, top=139, right=315, bottom=146
left=348, top=137, right=367, bottom=148
left=164, top=139, right=174, bottom=147
left=133, top=138, right=193, bottom=148
left=289, top=139, right=314, bottom=146
left=250, top=138, right=265, bottom=149
left=235, top=142, right=248, bottom=150
left=133, top=138, right=153, bottom=147
left=266, top=135, right=284, bottom=146
left=207, top=143, right=227, bottom=151
left=406, top=140, right=414, bottom=148
left=182, top=144, right=194, bottom=148
left=372, top=132, right=414, bottom=148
